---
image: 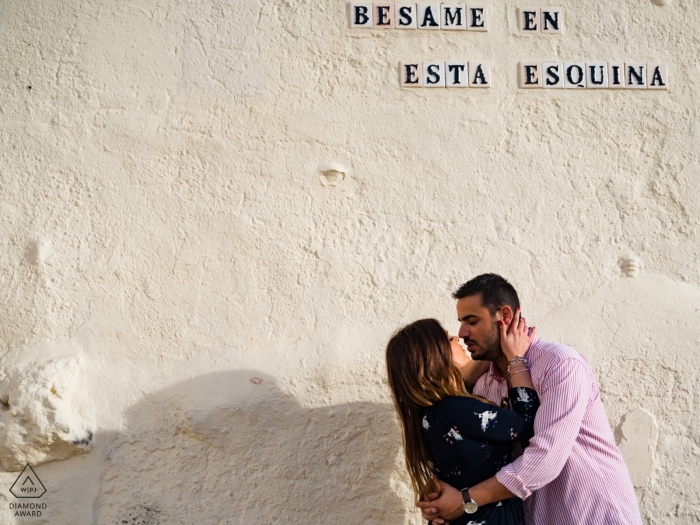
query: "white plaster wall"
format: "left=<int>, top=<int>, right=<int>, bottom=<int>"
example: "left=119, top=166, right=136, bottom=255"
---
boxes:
left=0, top=0, right=698, bottom=523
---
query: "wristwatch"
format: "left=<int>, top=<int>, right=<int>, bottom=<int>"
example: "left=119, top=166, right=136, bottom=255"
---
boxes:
left=461, top=488, right=478, bottom=514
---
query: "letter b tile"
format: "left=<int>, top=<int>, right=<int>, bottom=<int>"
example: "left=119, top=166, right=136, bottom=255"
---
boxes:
left=350, top=3, right=373, bottom=27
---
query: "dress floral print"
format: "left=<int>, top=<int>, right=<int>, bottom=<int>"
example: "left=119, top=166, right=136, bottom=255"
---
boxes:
left=422, top=387, right=540, bottom=525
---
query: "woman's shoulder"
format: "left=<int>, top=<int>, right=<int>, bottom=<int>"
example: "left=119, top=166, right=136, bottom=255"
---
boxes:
left=434, top=395, right=483, bottom=413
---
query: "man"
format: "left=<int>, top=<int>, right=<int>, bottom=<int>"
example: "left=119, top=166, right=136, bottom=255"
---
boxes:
left=418, top=274, right=642, bottom=525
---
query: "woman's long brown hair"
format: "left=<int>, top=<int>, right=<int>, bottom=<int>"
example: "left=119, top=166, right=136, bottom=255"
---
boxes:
left=385, top=318, right=488, bottom=501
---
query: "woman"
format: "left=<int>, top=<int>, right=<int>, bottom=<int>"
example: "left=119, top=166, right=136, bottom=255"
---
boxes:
left=385, top=314, right=538, bottom=525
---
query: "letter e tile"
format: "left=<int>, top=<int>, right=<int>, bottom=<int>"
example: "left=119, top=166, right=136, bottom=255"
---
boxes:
left=519, top=62, right=541, bottom=88
left=373, top=4, right=394, bottom=28
left=519, top=8, right=540, bottom=32
left=467, top=5, right=488, bottom=31
left=400, top=62, right=423, bottom=87
left=647, top=63, right=668, bottom=90
left=542, top=62, right=564, bottom=88
left=350, top=3, right=374, bottom=27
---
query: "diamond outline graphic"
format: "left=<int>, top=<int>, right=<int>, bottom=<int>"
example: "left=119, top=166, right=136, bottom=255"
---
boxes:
left=10, top=464, right=46, bottom=498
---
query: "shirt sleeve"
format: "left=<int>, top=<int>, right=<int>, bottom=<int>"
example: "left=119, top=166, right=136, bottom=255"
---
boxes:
left=436, top=392, right=539, bottom=444
left=495, top=358, right=591, bottom=499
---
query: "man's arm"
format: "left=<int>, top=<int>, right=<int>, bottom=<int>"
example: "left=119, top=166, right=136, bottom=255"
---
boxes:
left=493, top=357, right=591, bottom=499
left=418, top=357, right=591, bottom=522
left=416, top=479, right=514, bottom=524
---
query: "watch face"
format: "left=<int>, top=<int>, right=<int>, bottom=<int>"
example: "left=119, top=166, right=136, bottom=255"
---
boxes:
left=464, top=501, right=478, bottom=514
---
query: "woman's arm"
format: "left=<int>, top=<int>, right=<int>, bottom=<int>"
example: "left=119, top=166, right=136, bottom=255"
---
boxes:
left=459, top=359, right=491, bottom=390
left=499, top=309, right=536, bottom=391
left=436, top=393, right=539, bottom=444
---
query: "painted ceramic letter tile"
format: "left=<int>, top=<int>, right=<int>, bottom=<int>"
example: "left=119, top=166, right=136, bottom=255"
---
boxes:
left=518, top=8, right=540, bottom=32
left=350, top=3, right=374, bottom=27
left=442, top=5, right=467, bottom=30
left=608, top=62, right=625, bottom=88
left=395, top=4, right=418, bottom=28
left=400, top=62, right=423, bottom=87
left=423, top=61, right=446, bottom=87
left=625, top=63, right=647, bottom=89
left=467, top=5, right=488, bottom=31
left=564, top=62, right=586, bottom=88
left=519, top=62, right=542, bottom=88
left=417, top=4, right=441, bottom=29
left=586, top=62, right=608, bottom=88
left=542, top=62, right=564, bottom=88
left=647, top=63, right=668, bottom=90
left=540, top=7, right=563, bottom=33
left=445, top=61, right=469, bottom=87
left=373, top=4, right=395, bottom=28
left=468, top=62, right=491, bottom=87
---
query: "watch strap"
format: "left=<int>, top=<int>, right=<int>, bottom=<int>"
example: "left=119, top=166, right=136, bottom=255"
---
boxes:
left=461, top=488, right=472, bottom=503
left=461, top=487, right=478, bottom=514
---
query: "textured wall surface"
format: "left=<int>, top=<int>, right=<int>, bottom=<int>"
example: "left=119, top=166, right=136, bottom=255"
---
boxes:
left=0, top=0, right=699, bottom=523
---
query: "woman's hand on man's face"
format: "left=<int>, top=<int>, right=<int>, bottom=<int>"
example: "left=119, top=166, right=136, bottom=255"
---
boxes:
left=499, top=307, right=536, bottom=361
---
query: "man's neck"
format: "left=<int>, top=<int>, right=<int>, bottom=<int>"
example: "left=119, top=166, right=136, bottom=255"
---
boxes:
left=493, top=353, right=511, bottom=388
left=494, top=353, right=508, bottom=377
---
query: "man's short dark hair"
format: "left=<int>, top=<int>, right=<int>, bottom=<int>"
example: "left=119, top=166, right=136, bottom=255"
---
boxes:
left=452, top=273, right=520, bottom=315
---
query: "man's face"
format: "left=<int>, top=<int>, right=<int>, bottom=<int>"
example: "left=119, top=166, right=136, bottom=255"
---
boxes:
left=456, top=294, right=501, bottom=362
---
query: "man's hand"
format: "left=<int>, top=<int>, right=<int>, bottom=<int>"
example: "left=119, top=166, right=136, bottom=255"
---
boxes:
left=416, top=480, right=464, bottom=524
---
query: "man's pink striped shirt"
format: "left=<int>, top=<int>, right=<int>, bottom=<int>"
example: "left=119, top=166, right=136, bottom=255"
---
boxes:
left=473, top=338, right=642, bottom=525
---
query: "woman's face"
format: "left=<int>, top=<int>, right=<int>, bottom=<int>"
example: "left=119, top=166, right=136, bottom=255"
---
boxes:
left=448, top=332, right=470, bottom=370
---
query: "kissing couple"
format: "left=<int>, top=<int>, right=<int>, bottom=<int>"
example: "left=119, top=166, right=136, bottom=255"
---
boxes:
left=385, top=274, right=642, bottom=525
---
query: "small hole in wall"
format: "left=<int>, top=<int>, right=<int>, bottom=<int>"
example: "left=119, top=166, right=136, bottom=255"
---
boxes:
left=319, top=162, right=350, bottom=187
left=321, top=170, right=345, bottom=186
left=27, top=86, right=32, bottom=90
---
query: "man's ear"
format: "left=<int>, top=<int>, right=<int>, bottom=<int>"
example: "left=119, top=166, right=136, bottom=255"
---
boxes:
left=499, top=306, right=514, bottom=326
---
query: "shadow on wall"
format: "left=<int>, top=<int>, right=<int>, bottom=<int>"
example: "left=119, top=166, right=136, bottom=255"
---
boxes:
left=93, top=371, right=408, bottom=525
